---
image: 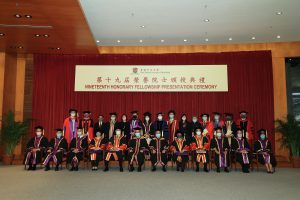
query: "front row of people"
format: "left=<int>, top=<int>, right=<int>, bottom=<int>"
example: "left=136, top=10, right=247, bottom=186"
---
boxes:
left=24, top=126, right=277, bottom=173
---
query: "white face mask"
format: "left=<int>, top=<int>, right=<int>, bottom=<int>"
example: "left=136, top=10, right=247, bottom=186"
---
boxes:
left=158, top=116, right=163, bottom=120
left=56, top=132, right=62, bottom=138
left=111, top=117, right=116, bottom=121
left=77, top=131, right=82, bottom=137
left=36, top=131, right=42, bottom=137
left=116, top=130, right=121, bottom=136
left=216, top=132, right=222, bottom=138
left=169, top=114, right=174, bottom=119
left=155, top=133, right=161, bottom=138
left=214, top=115, right=220, bottom=120
left=135, top=132, right=141, bottom=138
left=71, top=112, right=76, bottom=117
left=96, top=132, right=101, bottom=137
left=145, top=117, right=150, bottom=121
left=192, top=118, right=197, bottom=123
left=202, top=116, right=208, bottom=121
left=196, top=131, right=201, bottom=136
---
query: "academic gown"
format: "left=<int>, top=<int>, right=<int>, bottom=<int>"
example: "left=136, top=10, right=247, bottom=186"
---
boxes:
left=170, top=139, right=190, bottom=163
left=128, top=137, right=149, bottom=166
left=210, top=137, right=230, bottom=168
left=43, top=137, right=68, bottom=166
left=151, top=120, right=169, bottom=141
left=190, top=135, right=210, bottom=164
left=149, top=138, right=169, bottom=166
left=79, top=118, right=94, bottom=141
left=89, top=137, right=107, bottom=166
left=253, top=139, right=277, bottom=167
left=67, top=136, right=88, bottom=166
left=25, top=136, right=48, bottom=166
left=231, top=138, right=252, bottom=167
left=105, top=135, right=127, bottom=162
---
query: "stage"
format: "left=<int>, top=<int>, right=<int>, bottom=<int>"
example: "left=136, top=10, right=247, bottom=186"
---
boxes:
left=0, top=165, right=299, bottom=200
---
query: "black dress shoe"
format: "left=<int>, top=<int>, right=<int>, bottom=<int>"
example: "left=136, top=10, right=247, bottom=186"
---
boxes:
left=224, top=167, right=229, bottom=173
left=181, top=167, right=185, bottom=172
left=138, top=166, right=142, bottom=172
left=74, top=166, right=78, bottom=171
left=152, top=166, right=156, bottom=172
left=216, top=167, right=220, bottom=173
left=27, top=166, right=33, bottom=171
left=32, top=165, right=36, bottom=171
left=162, top=166, right=167, bottom=172
left=129, top=165, right=134, bottom=172
left=69, top=167, right=74, bottom=171
left=196, top=167, right=199, bottom=172
left=44, top=165, right=50, bottom=171
left=55, top=166, right=59, bottom=171
left=204, top=167, right=209, bottom=172
left=120, top=167, right=123, bottom=172
left=176, top=166, right=180, bottom=171
left=103, top=167, right=109, bottom=172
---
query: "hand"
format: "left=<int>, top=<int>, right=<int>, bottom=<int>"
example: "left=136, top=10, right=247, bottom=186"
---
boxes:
left=152, top=150, right=156, bottom=154
left=47, top=150, right=51, bottom=153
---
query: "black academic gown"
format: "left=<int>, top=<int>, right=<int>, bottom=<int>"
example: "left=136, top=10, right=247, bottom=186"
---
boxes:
left=128, top=137, right=149, bottom=166
left=44, top=137, right=68, bottom=166
left=231, top=138, right=252, bottom=168
left=24, top=136, right=48, bottom=166
left=171, top=139, right=190, bottom=163
left=149, top=138, right=169, bottom=166
left=67, top=136, right=88, bottom=164
left=253, top=139, right=277, bottom=167
left=89, top=137, right=108, bottom=166
left=118, top=121, right=131, bottom=141
left=151, top=120, right=169, bottom=140
left=210, top=137, right=230, bottom=168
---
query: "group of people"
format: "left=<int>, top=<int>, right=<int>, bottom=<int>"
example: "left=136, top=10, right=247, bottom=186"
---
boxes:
left=24, top=109, right=277, bottom=173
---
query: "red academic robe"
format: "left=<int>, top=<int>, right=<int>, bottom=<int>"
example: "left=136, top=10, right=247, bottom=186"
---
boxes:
left=63, top=117, right=79, bottom=144
left=200, top=120, right=214, bottom=141
left=167, top=119, right=179, bottom=144
left=80, top=119, right=94, bottom=142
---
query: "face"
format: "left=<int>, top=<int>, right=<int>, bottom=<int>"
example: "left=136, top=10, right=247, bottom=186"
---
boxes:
left=111, top=115, right=116, bottom=121
left=177, top=133, right=183, bottom=138
left=99, top=116, right=103, bottom=121
left=155, top=131, right=161, bottom=138
left=214, top=115, right=220, bottom=120
left=216, top=131, right=222, bottom=138
left=169, top=113, right=174, bottom=119
left=132, top=114, right=138, bottom=120
left=192, top=117, right=197, bottom=123
left=182, top=115, right=186, bottom=121
left=77, top=130, right=82, bottom=137
left=237, top=131, right=243, bottom=138
left=202, top=116, right=208, bottom=121
left=70, top=112, right=76, bottom=117
left=196, top=130, right=201, bottom=136
left=145, top=116, right=150, bottom=121
left=260, top=133, right=266, bottom=140
left=240, top=113, right=247, bottom=119
left=36, top=129, right=42, bottom=137
left=122, top=115, right=127, bottom=121
left=56, top=131, right=62, bottom=138
left=116, top=130, right=121, bottom=136
left=158, top=115, right=163, bottom=120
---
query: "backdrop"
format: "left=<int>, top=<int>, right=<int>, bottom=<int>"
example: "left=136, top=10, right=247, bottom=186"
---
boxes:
left=32, top=51, right=274, bottom=146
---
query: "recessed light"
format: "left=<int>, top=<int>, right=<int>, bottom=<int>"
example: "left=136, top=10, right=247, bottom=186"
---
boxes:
left=96, top=40, right=100, bottom=43
left=43, top=34, right=49, bottom=37
left=117, top=40, right=121, bottom=43
left=276, top=11, right=283, bottom=15
left=139, top=39, right=143, bottom=43
left=18, top=46, right=23, bottom=49
left=276, top=35, right=281, bottom=39
left=34, top=34, right=41, bottom=37
left=14, top=14, right=22, bottom=18
left=229, top=37, right=233, bottom=41
left=251, top=36, right=256, bottom=40
left=56, top=47, right=61, bottom=50
left=204, top=19, right=210, bottom=22
left=25, top=15, right=32, bottom=18
left=205, top=38, right=209, bottom=42
left=161, top=39, right=164, bottom=43
left=140, top=25, right=146, bottom=28
left=183, top=39, right=187, bottom=42
left=0, top=33, right=5, bottom=36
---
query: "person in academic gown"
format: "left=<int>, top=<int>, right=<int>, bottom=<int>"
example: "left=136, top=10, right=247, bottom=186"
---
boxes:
left=231, top=129, right=252, bottom=173
left=151, top=112, right=169, bottom=141
left=128, top=111, right=143, bottom=137
left=236, top=111, right=254, bottom=146
left=93, top=114, right=106, bottom=135
left=253, top=129, right=277, bottom=173
left=89, top=130, right=107, bottom=170
left=167, top=110, right=179, bottom=144
left=43, top=128, right=68, bottom=171
left=190, top=127, right=209, bottom=172
left=223, top=113, right=238, bottom=147
left=79, top=111, right=94, bottom=142
left=104, top=128, right=127, bottom=172
left=179, top=114, right=191, bottom=143
left=210, top=127, right=230, bottom=173
left=170, top=130, right=190, bottom=172
left=128, top=127, right=149, bottom=172
left=25, top=126, right=48, bottom=170
left=67, top=128, right=88, bottom=171
left=189, top=115, right=202, bottom=136
left=200, top=113, right=214, bottom=141
left=63, top=108, right=79, bottom=144
left=149, top=130, right=169, bottom=172
left=142, top=112, right=153, bottom=146
left=119, top=114, right=131, bottom=141
left=105, top=112, right=119, bottom=140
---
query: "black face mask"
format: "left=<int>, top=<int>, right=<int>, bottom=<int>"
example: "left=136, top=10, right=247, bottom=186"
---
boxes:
left=132, top=116, right=137, bottom=120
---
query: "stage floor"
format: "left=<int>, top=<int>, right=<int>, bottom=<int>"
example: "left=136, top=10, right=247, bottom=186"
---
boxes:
left=0, top=165, right=299, bottom=200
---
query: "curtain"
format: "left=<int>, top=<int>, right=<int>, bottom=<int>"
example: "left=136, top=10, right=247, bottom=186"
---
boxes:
left=32, top=51, right=274, bottom=147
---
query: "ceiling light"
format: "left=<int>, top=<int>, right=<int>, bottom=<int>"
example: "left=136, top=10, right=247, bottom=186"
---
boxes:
left=161, top=39, right=164, bottom=43
left=0, top=33, right=5, bottom=36
left=34, top=34, right=40, bottom=37
left=139, top=39, right=143, bottom=43
left=204, top=19, right=210, bottom=22
left=183, top=39, right=187, bottom=42
left=96, top=40, right=100, bottom=43
left=43, top=34, right=49, bottom=37
left=56, top=47, right=61, bottom=50
left=251, top=36, right=256, bottom=40
left=276, top=11, right=283, bottom=15
left=25, top=15, right=32, bottom=18
left=140, top=25, right=146, bottom=28
left=117, top=40, right=121, bottom=43
left=229, top=37, right=233, bottom=41
left=276, top=35, right=281, bottom=39
left=18, top=46, right=23, bottom=49
left=14, top=14, right=22, bottom=18
left=205, top=38, right=209, bottom=42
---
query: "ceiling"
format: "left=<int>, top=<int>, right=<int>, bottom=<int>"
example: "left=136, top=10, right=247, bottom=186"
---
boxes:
left=0, top=0, right=98, bottom=54
left=80, top=0, right=300, bottom=46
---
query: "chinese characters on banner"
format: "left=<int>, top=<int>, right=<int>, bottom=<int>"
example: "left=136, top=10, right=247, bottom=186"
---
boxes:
left=75, top=65, right=228, bottom=92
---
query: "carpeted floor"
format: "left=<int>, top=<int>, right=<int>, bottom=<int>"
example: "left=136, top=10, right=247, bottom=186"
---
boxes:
left=0, top=165, right=299, bottom=200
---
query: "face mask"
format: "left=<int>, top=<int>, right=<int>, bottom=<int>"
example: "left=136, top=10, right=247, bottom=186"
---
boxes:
left=192, top=118, right=197, bottom=123
left=177, top=135, right=183, bottom=139
left=132, top=116, right=137, bottom=120
left=158, top=116, right=163, bottom=120
left=77, top=132, right=82, bottom=137
left=169, top=114, right=174, bottom=119
left=155, top=133, right=161, bottom=138
left=36, top=131, right=42, bottom=137
left=260, top=134, right=266, bottom=140
left=145, top=117, right=150, bottom=121
left=214, top=116, right=220, bottom=120
left=196, top=131, right=201, bottom=136
left=182, top=117, right=186, bottom=121
left=96, top=132, right=101, bottom=137
left=216, top=132, right=222, bottom=138
left=99, top=117, right=103, bottom=121
left=111, top=117, right=116, bottom=121
left=135, top=132, right=141, bottom=138
left=71, top=112, right=76, bottom=117
left=202, top=116, right=207, bottom=121
left=226, top=117, right=232, bottom=122
left=241, top=114, right=246, bottom=119
left=116, top=131, right=121, bottom=136
left=237, top=133, right=243, bottom=138
left=56, top=133, right=62, bottom=138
